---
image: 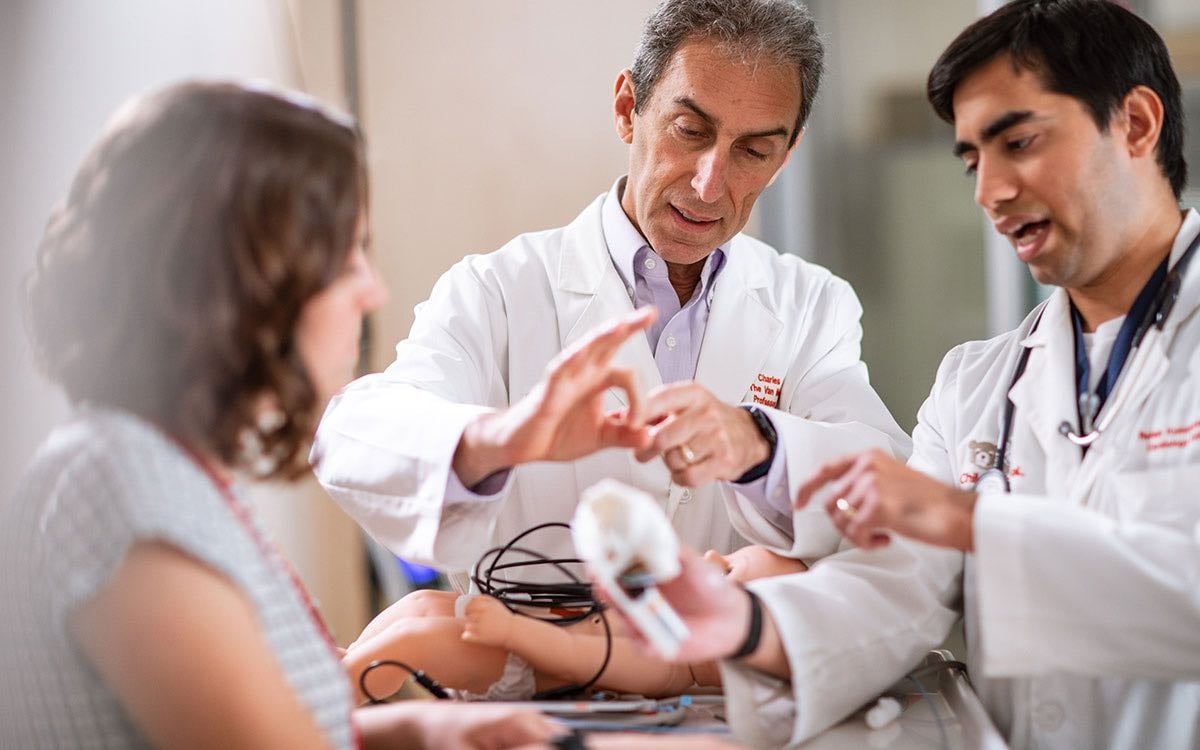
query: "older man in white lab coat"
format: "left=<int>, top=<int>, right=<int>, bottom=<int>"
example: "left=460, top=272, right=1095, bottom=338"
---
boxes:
left=645, top=2, right=1200, bottom=748
left=314, top=0, right=910, bottom=578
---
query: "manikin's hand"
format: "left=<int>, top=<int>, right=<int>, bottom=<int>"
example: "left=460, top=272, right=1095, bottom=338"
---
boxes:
left=453, top=307, right=656, bottom=487
left=460, top=595, right=518, bottom=649
left=795, top=448, right=978, bottom=551
left=634, top=383, right=769, bottom=487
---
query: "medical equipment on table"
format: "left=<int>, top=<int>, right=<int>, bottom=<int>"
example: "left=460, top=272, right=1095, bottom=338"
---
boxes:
left=571, top=479, right=690, bottom=659
left=977, top=229, right=1200, bottom=494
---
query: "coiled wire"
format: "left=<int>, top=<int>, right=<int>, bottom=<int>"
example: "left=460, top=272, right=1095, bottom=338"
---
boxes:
left=469, top=522, right=613, bottom=699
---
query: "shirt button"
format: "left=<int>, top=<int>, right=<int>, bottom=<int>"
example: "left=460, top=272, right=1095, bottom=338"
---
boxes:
left=666, top=336, right=677, bottom=349
left=644, top=257, right=657, bottom=270
left=772, top=485, right=785, bottom=499
left=1033, top=701, right=1065, bottom=732
left=680, top=488, right=692, bottom=503
left=625, top=286, right=634, bottom=299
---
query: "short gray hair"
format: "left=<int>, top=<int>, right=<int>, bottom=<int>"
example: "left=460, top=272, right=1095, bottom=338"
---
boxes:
left=631, top=0, right=824, bottom=147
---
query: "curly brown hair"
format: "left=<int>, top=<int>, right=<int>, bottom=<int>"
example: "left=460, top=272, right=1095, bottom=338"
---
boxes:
left=23, top=81, right=367, bottom=479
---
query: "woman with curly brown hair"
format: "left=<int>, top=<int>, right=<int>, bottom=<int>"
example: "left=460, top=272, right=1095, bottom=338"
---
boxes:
left=0, top=81, right=555, bottom=749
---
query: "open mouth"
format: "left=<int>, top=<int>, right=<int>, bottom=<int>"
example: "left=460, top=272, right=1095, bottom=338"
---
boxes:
left=1012, top=220, right=1049, bottom=243
left=1008, top=219, right=1051, bottom=261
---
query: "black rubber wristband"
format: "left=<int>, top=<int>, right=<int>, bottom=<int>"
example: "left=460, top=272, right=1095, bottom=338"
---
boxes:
left=729, top=589, right=763, bottom=660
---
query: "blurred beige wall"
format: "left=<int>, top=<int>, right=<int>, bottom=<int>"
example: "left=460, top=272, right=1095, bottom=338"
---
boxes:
left=0, top=0, right=295, bottom=506
left=0, top=0, right=372, bottom=645
left=356, top=0, right=659, bottom=372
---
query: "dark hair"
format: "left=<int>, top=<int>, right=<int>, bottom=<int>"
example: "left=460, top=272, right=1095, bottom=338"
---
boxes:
left=24, top=81, right=366, bottom=478
left=631, top=0, right=824, bottom=147
left=927, top=0, right=1187, bottom=199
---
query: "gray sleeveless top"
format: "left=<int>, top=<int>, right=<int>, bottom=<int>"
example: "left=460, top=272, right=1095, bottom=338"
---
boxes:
left=0, top=409, right=354, bottom=748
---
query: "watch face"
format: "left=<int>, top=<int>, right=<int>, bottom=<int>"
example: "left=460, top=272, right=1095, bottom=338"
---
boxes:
left=974, top=468, right=1008, bottom=495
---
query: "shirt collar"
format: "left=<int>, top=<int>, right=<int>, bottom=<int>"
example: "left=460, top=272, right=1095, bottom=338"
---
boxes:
left=1173, top=208, right=1200, bottom=266
left=601, top=175, right=728, bottom=299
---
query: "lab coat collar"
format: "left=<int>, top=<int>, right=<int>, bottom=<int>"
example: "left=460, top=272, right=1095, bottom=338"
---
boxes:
left=1159, top=208, right=1200, bottom=341
left=1007, top=290, right=1080, bottom=483
left=601, top=177, right=649, bottom=293
left=556, top=193, right=663, bottom=401
left=557, top=194, right=611, bottom=295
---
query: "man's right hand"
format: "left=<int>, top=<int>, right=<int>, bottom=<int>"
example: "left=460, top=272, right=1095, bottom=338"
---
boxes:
left=452, top=306, right=656, bottom=488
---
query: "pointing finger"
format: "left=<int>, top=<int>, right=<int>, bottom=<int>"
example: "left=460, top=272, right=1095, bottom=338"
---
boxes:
left=796, top=454, right=859, bottom=509
left=578, top=306, right=657, bottom=363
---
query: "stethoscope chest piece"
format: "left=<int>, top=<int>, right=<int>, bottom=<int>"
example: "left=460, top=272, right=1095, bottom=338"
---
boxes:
left=974, top=467, right=1009, bottom=495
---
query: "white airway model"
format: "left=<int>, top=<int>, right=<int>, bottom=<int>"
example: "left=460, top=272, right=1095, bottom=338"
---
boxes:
left=571, top=479, right=691, bottom=660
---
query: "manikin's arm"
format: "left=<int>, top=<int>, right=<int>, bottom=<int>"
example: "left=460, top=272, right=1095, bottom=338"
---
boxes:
left=461, top=596, right=697, bottom=698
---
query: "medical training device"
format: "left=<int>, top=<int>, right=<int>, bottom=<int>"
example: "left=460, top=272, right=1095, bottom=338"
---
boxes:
left=977, top=229, right=1200, bottom=494
left=571, top=480, right=690, bottom=659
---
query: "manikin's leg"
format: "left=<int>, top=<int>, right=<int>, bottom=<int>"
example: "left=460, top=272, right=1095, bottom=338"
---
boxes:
left=349, top=589, right=459, bottom=648
left=344, top=614, right=511, bottom=704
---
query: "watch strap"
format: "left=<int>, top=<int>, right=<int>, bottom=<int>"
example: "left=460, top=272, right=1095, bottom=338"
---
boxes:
left=729, top=588, right=764, bottom=660
left=734, top=404, right=778, bottom=484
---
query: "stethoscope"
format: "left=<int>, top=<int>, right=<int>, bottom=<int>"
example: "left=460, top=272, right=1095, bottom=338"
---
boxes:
left=975, top=228, right=1200, bottom=495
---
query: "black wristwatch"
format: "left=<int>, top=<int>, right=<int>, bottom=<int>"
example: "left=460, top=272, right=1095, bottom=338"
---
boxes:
left=734, top=404, right=778, bottom=484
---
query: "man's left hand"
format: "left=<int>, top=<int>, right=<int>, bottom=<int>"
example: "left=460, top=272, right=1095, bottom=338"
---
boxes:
left=634, top=383, right=769, bottom=487
left=795, top=449, right=977, bottom=551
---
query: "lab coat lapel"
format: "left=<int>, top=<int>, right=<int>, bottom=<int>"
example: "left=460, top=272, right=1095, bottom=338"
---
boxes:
left=1103, top=235, right=1200, bottom=448
left=554, top=194, right=670, bottom=503
left=1007, top=290, right=1081, bottom=496
left=694, top=239, right=783, bottom=405
left=556, top=196, right=663, bottom=406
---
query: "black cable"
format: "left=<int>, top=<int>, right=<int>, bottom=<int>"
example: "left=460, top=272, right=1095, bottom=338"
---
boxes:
left=469, top=522, right=614, bottom=699
left=360, top=659, right=450, bottom=703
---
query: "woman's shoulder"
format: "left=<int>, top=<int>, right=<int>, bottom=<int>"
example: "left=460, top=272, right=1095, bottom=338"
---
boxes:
left=22, top=408, right=211, bottom=512
left=15, top=408, right=245, bottom=588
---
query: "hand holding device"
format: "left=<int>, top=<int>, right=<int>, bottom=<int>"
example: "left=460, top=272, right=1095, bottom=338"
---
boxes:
left=571, top=480, right=690, bottom=659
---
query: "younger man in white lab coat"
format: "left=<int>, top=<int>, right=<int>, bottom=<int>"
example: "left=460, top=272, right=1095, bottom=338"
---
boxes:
left=648, top=1, right=1200, bottom=748
left=314, top=0, right=909, bottom=578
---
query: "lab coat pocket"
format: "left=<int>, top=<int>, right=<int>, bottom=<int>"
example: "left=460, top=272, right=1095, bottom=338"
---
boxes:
left=1108, top=462, right=1200, bottom=532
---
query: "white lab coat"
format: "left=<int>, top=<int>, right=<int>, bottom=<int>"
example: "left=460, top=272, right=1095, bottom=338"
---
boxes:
left=314, top=192, right=910, bottom=576
left=723, top=209, right=1200, bottom=749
